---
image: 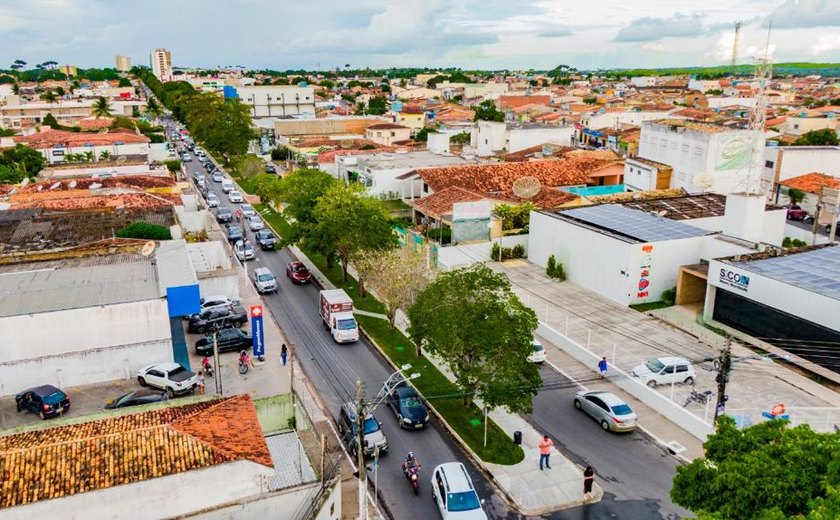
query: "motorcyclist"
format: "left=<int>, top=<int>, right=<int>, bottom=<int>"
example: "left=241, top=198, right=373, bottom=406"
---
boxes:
left=402, top=451, right=421, bottom=475
left=201, top=356, right=213, bottom=374
left=239, top=350, right=251, bottom=367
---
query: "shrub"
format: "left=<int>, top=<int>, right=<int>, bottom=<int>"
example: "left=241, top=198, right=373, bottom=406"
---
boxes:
left=512, top=244, right=525, bottom=258
left=163, top=159, right=181, bottom=173
left=426, top=227, right=452, bottom=244
left=661, top=287, right=677, bottom=306
left=270, top=146, right=290, bottom=161
left=490, top=242, right=526, bottom=261
left=116, top=221, right=172, bottom=240
left=546, top=254, right=566, bottom=280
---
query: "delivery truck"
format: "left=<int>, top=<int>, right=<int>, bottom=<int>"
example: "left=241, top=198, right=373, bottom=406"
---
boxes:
left=319, top=289, right=359, bottom=343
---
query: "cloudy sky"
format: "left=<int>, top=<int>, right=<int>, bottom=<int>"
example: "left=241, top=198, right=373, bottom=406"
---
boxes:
left=2, top=0, right=840, bottom=70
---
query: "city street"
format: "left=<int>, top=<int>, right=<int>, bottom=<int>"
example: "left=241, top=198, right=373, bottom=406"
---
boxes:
left=177, top=127, right=690, bottom=519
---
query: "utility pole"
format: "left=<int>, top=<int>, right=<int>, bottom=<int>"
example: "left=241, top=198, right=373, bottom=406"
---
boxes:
left=213, top=327, right=222, bottom=395
left=356, top=380, right=367, bottom=520
left=713, top=338, right=732, bottom=423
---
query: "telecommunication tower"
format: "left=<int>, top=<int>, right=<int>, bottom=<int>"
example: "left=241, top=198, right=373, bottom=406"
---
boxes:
left=731, top=21, right=742, bottom=68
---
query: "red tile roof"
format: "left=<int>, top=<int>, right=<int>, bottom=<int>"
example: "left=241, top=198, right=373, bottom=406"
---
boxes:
left=14, top=128, right=150, bottom=149
left=0, top=396, right=271, bottom=509
left=412, top=186, right=492, bottom=219
left=78, top=117, right=114, bottom=130
left=367, top=123, right=410, bottom=130
left=498, top=95, right=551, bottom=110
left=11, top=192, right=179, bottom=211
left=779, top=172, right=840, bottom=194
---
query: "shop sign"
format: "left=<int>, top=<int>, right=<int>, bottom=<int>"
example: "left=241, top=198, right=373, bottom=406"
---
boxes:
left=719, top=268, right=750, bottom=292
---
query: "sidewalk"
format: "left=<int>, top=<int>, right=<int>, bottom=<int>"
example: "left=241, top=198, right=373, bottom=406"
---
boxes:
left=292, top=245, right=600, bottom=515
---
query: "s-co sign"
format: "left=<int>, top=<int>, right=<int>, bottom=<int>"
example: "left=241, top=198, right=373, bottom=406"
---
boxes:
left=719, top=268, right=750, bottom=292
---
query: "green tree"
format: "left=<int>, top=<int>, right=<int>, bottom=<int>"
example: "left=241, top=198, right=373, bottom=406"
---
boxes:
left=367, top=95, right=389, bottom=115
left=99, top=150, right=111, bottom=161
left=54, top=86, right=65, bottom=97
left=318, top=80, right=335, bottom=89
left=473, top=100, right=505, bottom=122
left=414, top=126, right=438, bottom=142
left=118, top=78, right=132, bottom=88
left=43, top=112, right=60, bottom=129
left=309, top=183, right=398, bottom=280
left=792, top=128, right=839, bottom=146
left=407, top=264, right=541, bottom=411
left=144, top=97, right=163, bottom=119
left=183, top=93, right=254, bottom=162
left=360, top=247, right=431, bottom=327
left=232, top=155, right=265, bottom=179
left=92, top=96, right=112, bottom=118
left=0, top=144, right=46, bottom=183
left=788, top=187, right=806, bottom=205
left=270, top=146, right=290, bottom=161
left=116, top=221, right=172, bottom=240
left=277, top=168, right=341, bottom=248
left=163, top=159, right=181, bottom=173
left=40, top=90, right=58, bottom=105
left=671, top=417, right=840, bottom=519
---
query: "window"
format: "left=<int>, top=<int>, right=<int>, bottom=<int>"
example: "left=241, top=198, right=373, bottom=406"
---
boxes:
left=676, top=365, right=688, bottom=373
left=391, top=131, right=395, bottom=137
left=765, top=160, right=775, bottom=168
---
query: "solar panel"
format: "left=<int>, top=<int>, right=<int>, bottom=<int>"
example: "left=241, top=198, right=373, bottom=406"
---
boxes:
left=735, top=246, right=840, bottom=301
left=560, top=204, right=712, bottom=243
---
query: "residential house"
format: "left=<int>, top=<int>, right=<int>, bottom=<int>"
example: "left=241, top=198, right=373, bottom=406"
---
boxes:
left=472, top=121, right=573, bottom=156
left=0, top=97, right=147, bottom=130
left=395, top=105, right=426, bottom=133
left=777, top=173, right=840, bottom=215
left=9, top=128, right=151, bottom=164
left=365, top=123, right=411, bottom=146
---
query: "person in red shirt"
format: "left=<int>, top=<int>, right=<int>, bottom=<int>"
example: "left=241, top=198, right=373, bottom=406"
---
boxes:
left=539, top=434, right=554, bottom=470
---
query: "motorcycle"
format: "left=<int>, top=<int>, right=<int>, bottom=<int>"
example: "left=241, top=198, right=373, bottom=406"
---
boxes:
left=239, top=360, right=249, bottom=375
left=683, top=386, right=714, bottom=407
left=404, top=463, right=420, bottom=495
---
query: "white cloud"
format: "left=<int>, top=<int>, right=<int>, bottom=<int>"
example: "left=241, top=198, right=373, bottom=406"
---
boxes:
left=765, top=0, right=840, bottom=28
left=811, top=34, right=840, bottom=54
left=641, top=42, right=666, bottom=52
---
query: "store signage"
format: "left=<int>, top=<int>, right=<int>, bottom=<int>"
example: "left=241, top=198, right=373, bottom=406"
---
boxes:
left=636, top=244, right=654, bottom=299
left=719, top=268, right=750, bottom=292
left=251, top=305, right=265, bottom=357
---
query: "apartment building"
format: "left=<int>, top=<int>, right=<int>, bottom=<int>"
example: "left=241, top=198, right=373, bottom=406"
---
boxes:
left=151, top=48, right=173, bottom=82
left=0, top=97, right=146, bottom=130
left=115, top=54, right=131, bottom=72
left=225, top=85, right=316, bottom=117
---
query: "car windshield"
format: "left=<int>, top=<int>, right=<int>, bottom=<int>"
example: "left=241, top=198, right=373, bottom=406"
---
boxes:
left=533, top=343, right=544, bottom=352
left=646, top=359, right=665, bottom=372
left=114, top=392, right=137, bottom=407
left=43, top=391, right=66, bottom=404
left=447, top=491, right=481, bottom=512
left=611, top=404, right=633, bottom=416
left=168, top=366, right=186, bottom=377
left=257, top=273, right=274, bottom=282
left=400, top=396, right=424, bottom=409
left=230, top=227, right=242, bottom=235
left=337, top=318, right=357, bottom=330
left=363, top=417, right=380, bottom=434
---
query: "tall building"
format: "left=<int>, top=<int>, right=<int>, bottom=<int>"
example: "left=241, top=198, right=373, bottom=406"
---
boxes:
left=59, top=64, right=77, bottom=76
left=150, top=48, right=172, bottom=82
left=115, top=54, right=131, bottom=72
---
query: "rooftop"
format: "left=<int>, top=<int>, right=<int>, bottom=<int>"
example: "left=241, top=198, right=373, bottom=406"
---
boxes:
left=13, top=128, right=150, bottom=149
left=366, top=123, right=410, bottom=130
left=726, top=245, right=840, bottom=301
left=0, top=253, right=160, bottom=317
left=555, top=204, right=713, bottom=243
left=779, top=172, right=840, bottom=194
left=411, top=186, right=493, bottom=220
left=619, top=193, right=728, bottom=220
left=356, top=150, right=490, bottom=171
left=0, top=395, right=272, bottom=510
left=646, top=119, right=730, bottom=134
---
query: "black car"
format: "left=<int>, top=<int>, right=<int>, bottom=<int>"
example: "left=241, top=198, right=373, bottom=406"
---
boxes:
left=195, top=327, right=253, bottom=356
left=187, top=305, right=249, bottom=333
left=227, top=225, right=244, bottom=242
left=105, top=389, right=168, bottom=410
left=265, top=163, right=277, bottom=173
left=255, top=229, right=277, bottom=250
left=217, top=207, right=233, bottom=223
left=387, top=385, right=430, bottom=429
left=16, top=385, right=71, bottom=420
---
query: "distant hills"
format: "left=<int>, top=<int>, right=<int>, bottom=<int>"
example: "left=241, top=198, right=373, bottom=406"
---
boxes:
left=596, top=62, right=840, bottom=79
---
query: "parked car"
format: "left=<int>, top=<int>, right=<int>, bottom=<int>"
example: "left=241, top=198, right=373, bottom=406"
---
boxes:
left=195, top=327, right=252, bottom=356
left=265, top=163, right=277, bottom=173
left=527, top=340, right=546, bottom=364
left=631, top=356, right=695, bottom=387
left=137, top=362, right=197, bottom=397
left=222, top=179, right=235, bottom=193
left=15, top=385, right=70, bottom=420
left=247, top=215, right=264, bottom=231
left=228, top=190, right=243, bottom=203
left=337, top=402, right=388, bottom=457
left=826, top=220, right=840, bottom=233
left=185, top=294, right=237, bottom=320
left=212, top=171, right=224, bottom=183
left=286, top=261, right=311, bottom=284
left=193, top=172, right=205, bottom=183
left=181, top=153, right=192, bottom=162
left=387, top=385, right=430, bottom=429
left=105, top=389, right=168, bottom=410
left=234, top=240, right=255, bottom=261
left=240, top=203, right=256, bottom=218
left=573, top=390, right=637, bottom=432
left=253, top=267, right=278, bottom=294
left=431, top=463, right=487, bottom=520
left=207, top=193, right=219, bottom=208
left=786, top=205, right=808, bottom=221
left=187, top=305, right=248, bottom=333
left=227, top=225, right=244, bottom=243
left=216, top=207, right=234, bottom=223
left=255, top=229, right=277, bottom=250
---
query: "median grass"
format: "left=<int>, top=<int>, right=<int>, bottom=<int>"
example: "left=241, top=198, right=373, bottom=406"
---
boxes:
left=308, top=253, right=525, bottom=466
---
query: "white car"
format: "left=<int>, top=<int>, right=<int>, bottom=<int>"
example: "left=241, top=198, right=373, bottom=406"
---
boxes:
left=212, top=171, right=224, bottom=182
left=527, top=340, right=546, bottom=364
left=227, top=190, right=243, bottom=203
left=234, top=240, right=255, bottom=261
left=207, top=193, right=219, bottom=208
left=431, top=463, right=487, bottom=520
left=631, top=356, right=695, bottom=387
left=184, top=295, right=236, bottom=320
left=240, top=203, right=256, bottom=218
left=574, top=390, right=637, bottom=432
left=221, top=179, right=235, bottom=193
left=137, top=362, right=197, bottom=397
left=247, top=215, right=264, bottom=231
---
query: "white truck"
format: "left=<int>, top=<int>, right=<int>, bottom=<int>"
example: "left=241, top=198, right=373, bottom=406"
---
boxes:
left=320, top=289, right=359, bottom=343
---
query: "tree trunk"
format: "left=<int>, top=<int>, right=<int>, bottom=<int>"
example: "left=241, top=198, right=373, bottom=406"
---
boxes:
left=463, top=393, right=472, bottom=408
left=341, top=260, right=348, bottom=282
left=387, top=309, right=395, bottom=329
left=358, top=279, right=366, bottom=298
left=326, top=252, right=334, bottom=269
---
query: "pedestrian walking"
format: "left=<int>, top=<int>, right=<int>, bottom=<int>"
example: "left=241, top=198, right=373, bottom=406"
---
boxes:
left=281, top=344, right=288, bottom=366
left=583, top=466, right=595, bottom=500
left=196, top=371, right=206, bottom=395
left=538, top=434, right=554, bottom=470
left=598, top=357, right=608, bottom=379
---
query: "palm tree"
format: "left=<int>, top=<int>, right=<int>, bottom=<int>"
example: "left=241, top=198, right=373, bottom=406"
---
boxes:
left=11, top=81, right=20, bottom=95
left=144, top=97, right=163, bottom=120
left=83, top=151, right=95, bottom=162
left=54, top=86, right=65, bottom=97
left=41, top=90, right=58, bottom=105
left=99, top=150, right=112, bottom=161
left=92, top=96, right=111, bottom=118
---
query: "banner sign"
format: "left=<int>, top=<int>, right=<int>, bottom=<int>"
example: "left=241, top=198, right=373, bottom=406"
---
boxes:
left=251, top=305, right=265, bottom=357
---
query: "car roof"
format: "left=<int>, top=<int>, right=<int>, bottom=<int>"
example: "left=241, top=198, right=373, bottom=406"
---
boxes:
left=435, top=462, right=474, bottom=493
left=395, top=386, right=419, bottom=398
left=24, top=385, right=62, bottom=396
left=150, top=362, right=182, bottom=371
left=254, top=267, right=273, bottom=275
left=289, top=261, right=305, bottom=267
left=581, top=390, right=629, bottom=408
left=651, top=356, right=690, bottom=365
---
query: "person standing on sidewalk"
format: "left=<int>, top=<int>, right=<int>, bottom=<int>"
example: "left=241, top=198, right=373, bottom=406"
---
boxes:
left=196, top=371, right=206, bottom=395
left=583, top=466, right=595, bottom=500
left=598, top=357, right=608, bottom=379
left=281, top=344, right=288, bottom=366
left=539, top=434, right=554, bottom=470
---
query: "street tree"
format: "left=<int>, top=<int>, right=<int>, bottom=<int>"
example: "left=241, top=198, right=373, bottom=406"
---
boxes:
left=40, top=90, right=58, bottom=105
left=277, top=168, right=340, bottom=232
left=362, top=247, right=431, bottom=328
left=0, top=144, right=46, bottom=183
left=473, top=100, right=505, bottom=122
left=183, top=93, right=254, bottom=162
left=407, top=264, right=541, bottom=412
left=144, top=97, right=163, bottom=119
left=92, top=96, right=112, bottom=118
left=671, top=416, right=840, bottom=519
left=309, top=183, right=398, bottom=279
left=792, top=128, right=839, bottom=146
left=252, top=174, right=283, bottom=207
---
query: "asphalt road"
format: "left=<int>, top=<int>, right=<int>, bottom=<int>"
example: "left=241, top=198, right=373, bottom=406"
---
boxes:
left=169, top=115, right=690, bottom=519
left=785, top=217, right=840, bottom=242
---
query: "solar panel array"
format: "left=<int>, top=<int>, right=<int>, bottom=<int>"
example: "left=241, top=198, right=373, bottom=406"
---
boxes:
left=736, top=246, right=840, bottom=301
left=560, top=204, right=712, bottom=243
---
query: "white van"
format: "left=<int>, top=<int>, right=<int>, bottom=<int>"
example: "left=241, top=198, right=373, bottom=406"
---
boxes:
left=632, top=356, right=695, bottom=387
left=253, top=267, right=277, bottom=294
left=221, top=179, right=235, bottom=193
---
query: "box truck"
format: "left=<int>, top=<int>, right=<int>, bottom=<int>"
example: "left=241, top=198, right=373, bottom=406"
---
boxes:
left=319, top=289, right=359, bottom=343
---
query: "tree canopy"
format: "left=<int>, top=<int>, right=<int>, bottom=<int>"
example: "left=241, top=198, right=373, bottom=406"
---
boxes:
left=792, top=128, right=839, bottom=147
left=367, top=95, right=389, bottom=115
left=0, top=144, right=46, bottom=184
left=181, top=93, right=255, bottom=162
left=473, top=100, right=505, bottom=122
left=671, top=416, right=840, bottom=519
left=407, top=264, right=541, bottom=412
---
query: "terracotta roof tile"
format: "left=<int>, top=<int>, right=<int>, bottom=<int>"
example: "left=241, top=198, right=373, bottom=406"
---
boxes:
left=14, top=129, right=150, bottom=149
left=779, top=172, right=840, bottom=194
left=367, top=123, right=409, bottom=130
left=498, top=96, right=551, bottom=110
left=412, top=186, right=491, bottom=219
left=0, top=395, right=271, bottom=509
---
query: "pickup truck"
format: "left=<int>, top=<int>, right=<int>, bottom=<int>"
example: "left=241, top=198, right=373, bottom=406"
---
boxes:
left=137, top=362, right=197, bottom=397
left=786, top=205, right=808, bottom=221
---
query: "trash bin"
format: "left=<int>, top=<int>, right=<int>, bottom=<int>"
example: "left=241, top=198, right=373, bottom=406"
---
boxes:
left=513, top=430, right=522, bottom=445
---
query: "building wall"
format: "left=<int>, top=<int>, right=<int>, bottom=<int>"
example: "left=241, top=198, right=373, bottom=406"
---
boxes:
left=584, top=111, right=674, bottom=131
left=184, top=480, right=341, bottom=520
left=630, top=77, right=657, bottom=88
left=783, top=117, right=835, bottom=136
left=473, top=121, right=507, bottom=156
left=0, top=299, right=171, bottom=396
left=365, top=127, right=411, bottom=146
left=0, top=461, right=273, bottom=520
left=44, top=142, right=150, bottom=164
left=764, top=146, right=840, bottom=184
left=234, top=86, right=316, bottom=117
left=507, top=127, right=573, bottom=152
left=274, top=117, right=386, bottom=137
left=396, top=112, right=425, bottom=132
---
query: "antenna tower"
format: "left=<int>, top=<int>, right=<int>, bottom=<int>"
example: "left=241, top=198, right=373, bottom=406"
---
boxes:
left=744, top=20, right=773, bottom=195
left=731, top=21, right=742, bottom=68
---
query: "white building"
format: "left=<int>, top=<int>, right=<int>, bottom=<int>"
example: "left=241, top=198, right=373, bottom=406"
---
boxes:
left=115, top=54, right=131, bottom=72
left=151, top=48, right=173, bottom=82
left=472, top=121, right=573, bottom=156
left=706, top=97, right=758, bottom=109
left=582, top=110, right=679, bottom=131
left=763, top=145, right=840, bottom=188
left=782, top=117, right=836, bottom=136
left=630, top=76, right=657, bottom=88
left=687, top=79, right=722, bottom=93
left=229, top=85, right=316, bottom=117
left=638, top=119, right=763, bottom=194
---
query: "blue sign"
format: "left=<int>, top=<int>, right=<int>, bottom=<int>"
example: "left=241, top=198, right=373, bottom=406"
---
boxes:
left=166, top=284, right=201, bottom=317
left=251, top=305, right=265, bottom=357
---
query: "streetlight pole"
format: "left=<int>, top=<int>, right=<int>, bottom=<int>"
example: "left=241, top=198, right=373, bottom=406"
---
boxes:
left=356, top=380, right=367, bottom=520
left=713, top=338, right=732, bottom=424
left=212, top=325, right=222, bottom=395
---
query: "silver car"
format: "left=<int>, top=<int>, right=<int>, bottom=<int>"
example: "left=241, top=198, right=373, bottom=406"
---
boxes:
left=207, top=193, right=219, bottom=208
left=573, top=390, right=637, bottom=432
left=247, top=215, right=264, bottom=231
left=234, top=240, right=255, bottom=261
left=240, top=203, right=256, bottom=218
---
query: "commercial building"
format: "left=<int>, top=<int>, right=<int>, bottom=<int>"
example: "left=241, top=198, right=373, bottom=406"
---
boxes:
left=763, top=145, right=840, bottom=192
left=471, top=121, right=574, bottom=156
left=0, top=98, right=146, bottom=130
left=9, top=127, right=152, bottom=163
left=226, top=85, right=316, bottom=117
left=115, top=54, right=131, bottom=72
left=151, top=48, right=173, bottom=82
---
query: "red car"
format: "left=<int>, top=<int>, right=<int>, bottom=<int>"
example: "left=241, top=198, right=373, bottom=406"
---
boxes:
left=786, top=205, right=808, bottom=221
left=286, top=261, right=311, bottom=284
